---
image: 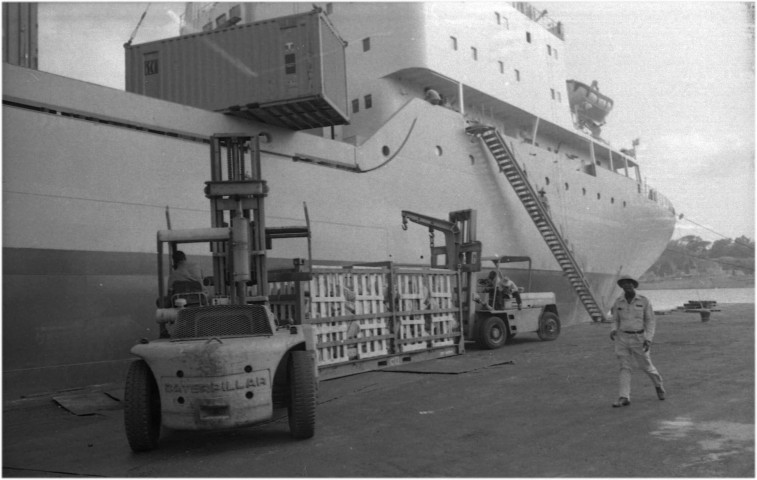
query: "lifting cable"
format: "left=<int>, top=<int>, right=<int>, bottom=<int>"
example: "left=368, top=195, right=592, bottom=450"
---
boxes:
left=124, top=3, right=151, bottom=47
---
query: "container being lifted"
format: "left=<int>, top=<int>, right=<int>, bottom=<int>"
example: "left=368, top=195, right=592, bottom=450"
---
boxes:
left=124, top=8, right=349, bottom=130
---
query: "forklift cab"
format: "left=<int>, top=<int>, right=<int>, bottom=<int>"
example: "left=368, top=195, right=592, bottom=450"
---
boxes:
left=475, top=255, right=531, bottom=311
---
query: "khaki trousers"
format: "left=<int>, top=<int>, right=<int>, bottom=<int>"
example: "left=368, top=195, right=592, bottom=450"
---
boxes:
left=614, top=331, right=663, bottom=400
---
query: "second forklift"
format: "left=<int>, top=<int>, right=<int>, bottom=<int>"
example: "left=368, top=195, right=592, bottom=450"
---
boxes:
left=401, top=209, right=560, bottom=350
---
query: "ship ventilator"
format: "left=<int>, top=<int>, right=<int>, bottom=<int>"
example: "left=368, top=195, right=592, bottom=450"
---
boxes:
left=466, top=124, right=607, bottom=323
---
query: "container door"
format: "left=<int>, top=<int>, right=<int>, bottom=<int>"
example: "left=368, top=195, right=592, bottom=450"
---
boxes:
left=143, top=51, right=160, bottom=98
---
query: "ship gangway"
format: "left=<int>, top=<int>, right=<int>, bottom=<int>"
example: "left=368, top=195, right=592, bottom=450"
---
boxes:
left=466, top=124, right=607, bottom=323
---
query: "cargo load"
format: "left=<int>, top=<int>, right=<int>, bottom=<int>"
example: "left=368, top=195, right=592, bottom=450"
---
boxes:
left=125, top=9, right=349, bottom=130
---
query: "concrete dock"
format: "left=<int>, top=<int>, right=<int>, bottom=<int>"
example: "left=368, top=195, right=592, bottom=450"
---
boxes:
left=3, top=303, right=754, bottom=477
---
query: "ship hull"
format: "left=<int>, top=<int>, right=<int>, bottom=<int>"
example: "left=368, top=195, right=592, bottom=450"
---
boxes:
left=2, top=65, right=675, bottom=398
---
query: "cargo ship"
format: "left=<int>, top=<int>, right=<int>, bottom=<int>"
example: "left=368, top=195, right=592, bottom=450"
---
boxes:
left=2, top=2, right=676, bottom=397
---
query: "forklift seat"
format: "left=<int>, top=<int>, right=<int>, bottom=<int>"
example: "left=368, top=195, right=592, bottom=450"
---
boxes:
left=170, top=281, right=208, bottom=307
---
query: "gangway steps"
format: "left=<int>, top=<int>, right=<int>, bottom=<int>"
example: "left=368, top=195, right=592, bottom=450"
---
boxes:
left=466, top=124, right=607, bottom=322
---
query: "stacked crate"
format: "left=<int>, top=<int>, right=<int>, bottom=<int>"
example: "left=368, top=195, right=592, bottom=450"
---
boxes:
left=267, top=264, right=461, bottom=373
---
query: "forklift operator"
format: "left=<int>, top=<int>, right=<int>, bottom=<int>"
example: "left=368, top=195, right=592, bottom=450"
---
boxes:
left=168, top=251, right=206, bottom=294
left=487, top=271, right=522, bottom=310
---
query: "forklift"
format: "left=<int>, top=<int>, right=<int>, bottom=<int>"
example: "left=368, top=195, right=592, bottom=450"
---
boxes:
left=124, top=135, right=317, bottom=452
left=474, top=255, right=561, bottom=348
left=401, top=209, right=560, bottom=350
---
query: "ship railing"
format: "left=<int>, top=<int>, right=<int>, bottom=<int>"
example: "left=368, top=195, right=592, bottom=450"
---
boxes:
left=511, top=2, right=564, bottom=40
left=644, top=184, right=676, bottom=216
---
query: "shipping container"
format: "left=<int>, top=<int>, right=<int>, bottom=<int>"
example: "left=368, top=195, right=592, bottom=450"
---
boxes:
left=125, top=9, right=349, bottom=130
left=3, top=3, right=38, bottom=69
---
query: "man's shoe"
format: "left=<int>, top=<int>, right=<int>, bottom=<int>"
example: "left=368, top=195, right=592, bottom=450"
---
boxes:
left=656, top=386, right=666, bottom=400
left=612, top=397, right=630, bottom=408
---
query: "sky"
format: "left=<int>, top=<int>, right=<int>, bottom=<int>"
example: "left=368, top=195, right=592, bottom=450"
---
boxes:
left=35, top=1, right=755, bottom=244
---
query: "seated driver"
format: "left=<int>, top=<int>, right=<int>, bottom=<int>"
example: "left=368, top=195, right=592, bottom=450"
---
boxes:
left=167, top=250, right=206, bottom=295
left=486, top=271, right=522, bottom=310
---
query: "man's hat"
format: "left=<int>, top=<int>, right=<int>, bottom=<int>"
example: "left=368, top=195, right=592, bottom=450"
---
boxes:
left=617, top=275, right=639, bottom=288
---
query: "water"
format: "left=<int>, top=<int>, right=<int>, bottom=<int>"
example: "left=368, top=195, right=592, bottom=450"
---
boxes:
left=637, top=287, right=755, bottom=311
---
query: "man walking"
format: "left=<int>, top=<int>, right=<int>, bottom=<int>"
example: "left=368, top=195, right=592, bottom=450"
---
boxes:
left=609, top=275, right=665, bottom=407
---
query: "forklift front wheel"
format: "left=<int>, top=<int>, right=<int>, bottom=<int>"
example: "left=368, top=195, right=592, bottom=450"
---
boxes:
left=477, top=316, right=509, bottom=349
left=537, top=312, right=561, bottom=341
left=124, top=360, right=161, bottom=452
left=288, top=351, right=317, bottom=439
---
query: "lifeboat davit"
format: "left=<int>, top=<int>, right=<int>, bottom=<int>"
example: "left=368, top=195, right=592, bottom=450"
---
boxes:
left=566, top=79, right=614, bottom=127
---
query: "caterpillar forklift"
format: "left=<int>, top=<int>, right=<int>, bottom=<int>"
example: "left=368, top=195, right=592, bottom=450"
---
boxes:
left=124, top=135, right=317, bottom=452
left=401, top=209, right=560, bottom=350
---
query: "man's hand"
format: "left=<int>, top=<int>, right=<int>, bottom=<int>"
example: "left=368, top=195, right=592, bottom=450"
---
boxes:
left=610, top=330, right=617, bottom=341
left=643, top=340, right=651, bottom=352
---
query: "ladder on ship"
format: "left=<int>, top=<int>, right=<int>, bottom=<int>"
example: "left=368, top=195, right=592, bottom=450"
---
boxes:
left=466, top=124, right=607, bottom=322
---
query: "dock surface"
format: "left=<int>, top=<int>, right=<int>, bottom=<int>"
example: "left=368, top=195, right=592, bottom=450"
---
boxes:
left=3, top=304, right=754, bottom=477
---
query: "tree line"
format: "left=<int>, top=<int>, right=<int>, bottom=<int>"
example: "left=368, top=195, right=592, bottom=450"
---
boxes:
left=646, top=235, right=755, bottom=278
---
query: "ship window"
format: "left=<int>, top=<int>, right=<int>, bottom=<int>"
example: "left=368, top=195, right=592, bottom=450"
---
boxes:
left=364, top=94, right=372, bottom=109
left=503, top=17, right=509, bottom=29
left=565, top=182, right=569, bottom=191
left=557, top=92, right=561, bottom=102
left=352, top=99, right=359, bottom=113
left=362, top=37, right=371, bottom=52
left=545, top=177, right=550, bottom=186
left=471, top=47, right=478, bottom=60
left=495, top=12, right=501, bottom=24
left=450, top=36, right=458, bottom=51
left=554, top=48, right=558, bottom=59
left=623, top=201, right=627, bottom=207
left=499, top=61, right=504, bottom=74
left=597, top=193, right=601, bottom=200
left=436, top=146, right=443, bottom=156
left=547, top=45, right=552, bottom=56
left=526, top=31, right=531, bottom=43
left=550, top=88, right=555, bottom=100
left=470, top=154, right=475, bottom=165
left=382, top=146, right=390, bottom=156
left=611, top=197, right=615, bottom=204
left=582, top=188, right=587, bottom=196
left=515, top=69, right=521, bottom=81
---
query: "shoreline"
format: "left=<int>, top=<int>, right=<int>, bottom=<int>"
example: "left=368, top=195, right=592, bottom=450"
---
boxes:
left=639, top=275, right=754, bottom=290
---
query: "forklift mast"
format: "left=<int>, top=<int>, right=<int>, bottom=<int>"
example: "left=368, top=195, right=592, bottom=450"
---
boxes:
left=401, top=209, right=481, bottom=272
left=206, top=134, right=269, bottom=304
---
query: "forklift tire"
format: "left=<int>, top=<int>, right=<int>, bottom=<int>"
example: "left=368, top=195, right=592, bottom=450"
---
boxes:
left=124, top=360, right=161, bottom=452
left=477, top=316, right=509, bottom=349
left=537, top=312, right=561, bottom=341
left=288, top=351, right=316, bottom=439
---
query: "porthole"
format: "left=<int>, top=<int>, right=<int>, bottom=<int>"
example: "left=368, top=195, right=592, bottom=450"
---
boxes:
left=382, top=145, right=391, bottom=156
left=597, top=193, right=601, bottom=200
left=469, top=154, right=475, bottom=165
left=611, top=197, right=615, bottom=204
left=564, top=182, right=569, bottom=191
left=435, top=146, right=443, bottom=156
left=582, top=188, right=586, bottom=196
left=545, top=177, right=550, bottom=185
left=623, top=201, right=627, bottom=207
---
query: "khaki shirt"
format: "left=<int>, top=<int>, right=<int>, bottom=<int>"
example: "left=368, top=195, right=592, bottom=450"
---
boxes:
left=610, top=294, right=656, bottom=342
